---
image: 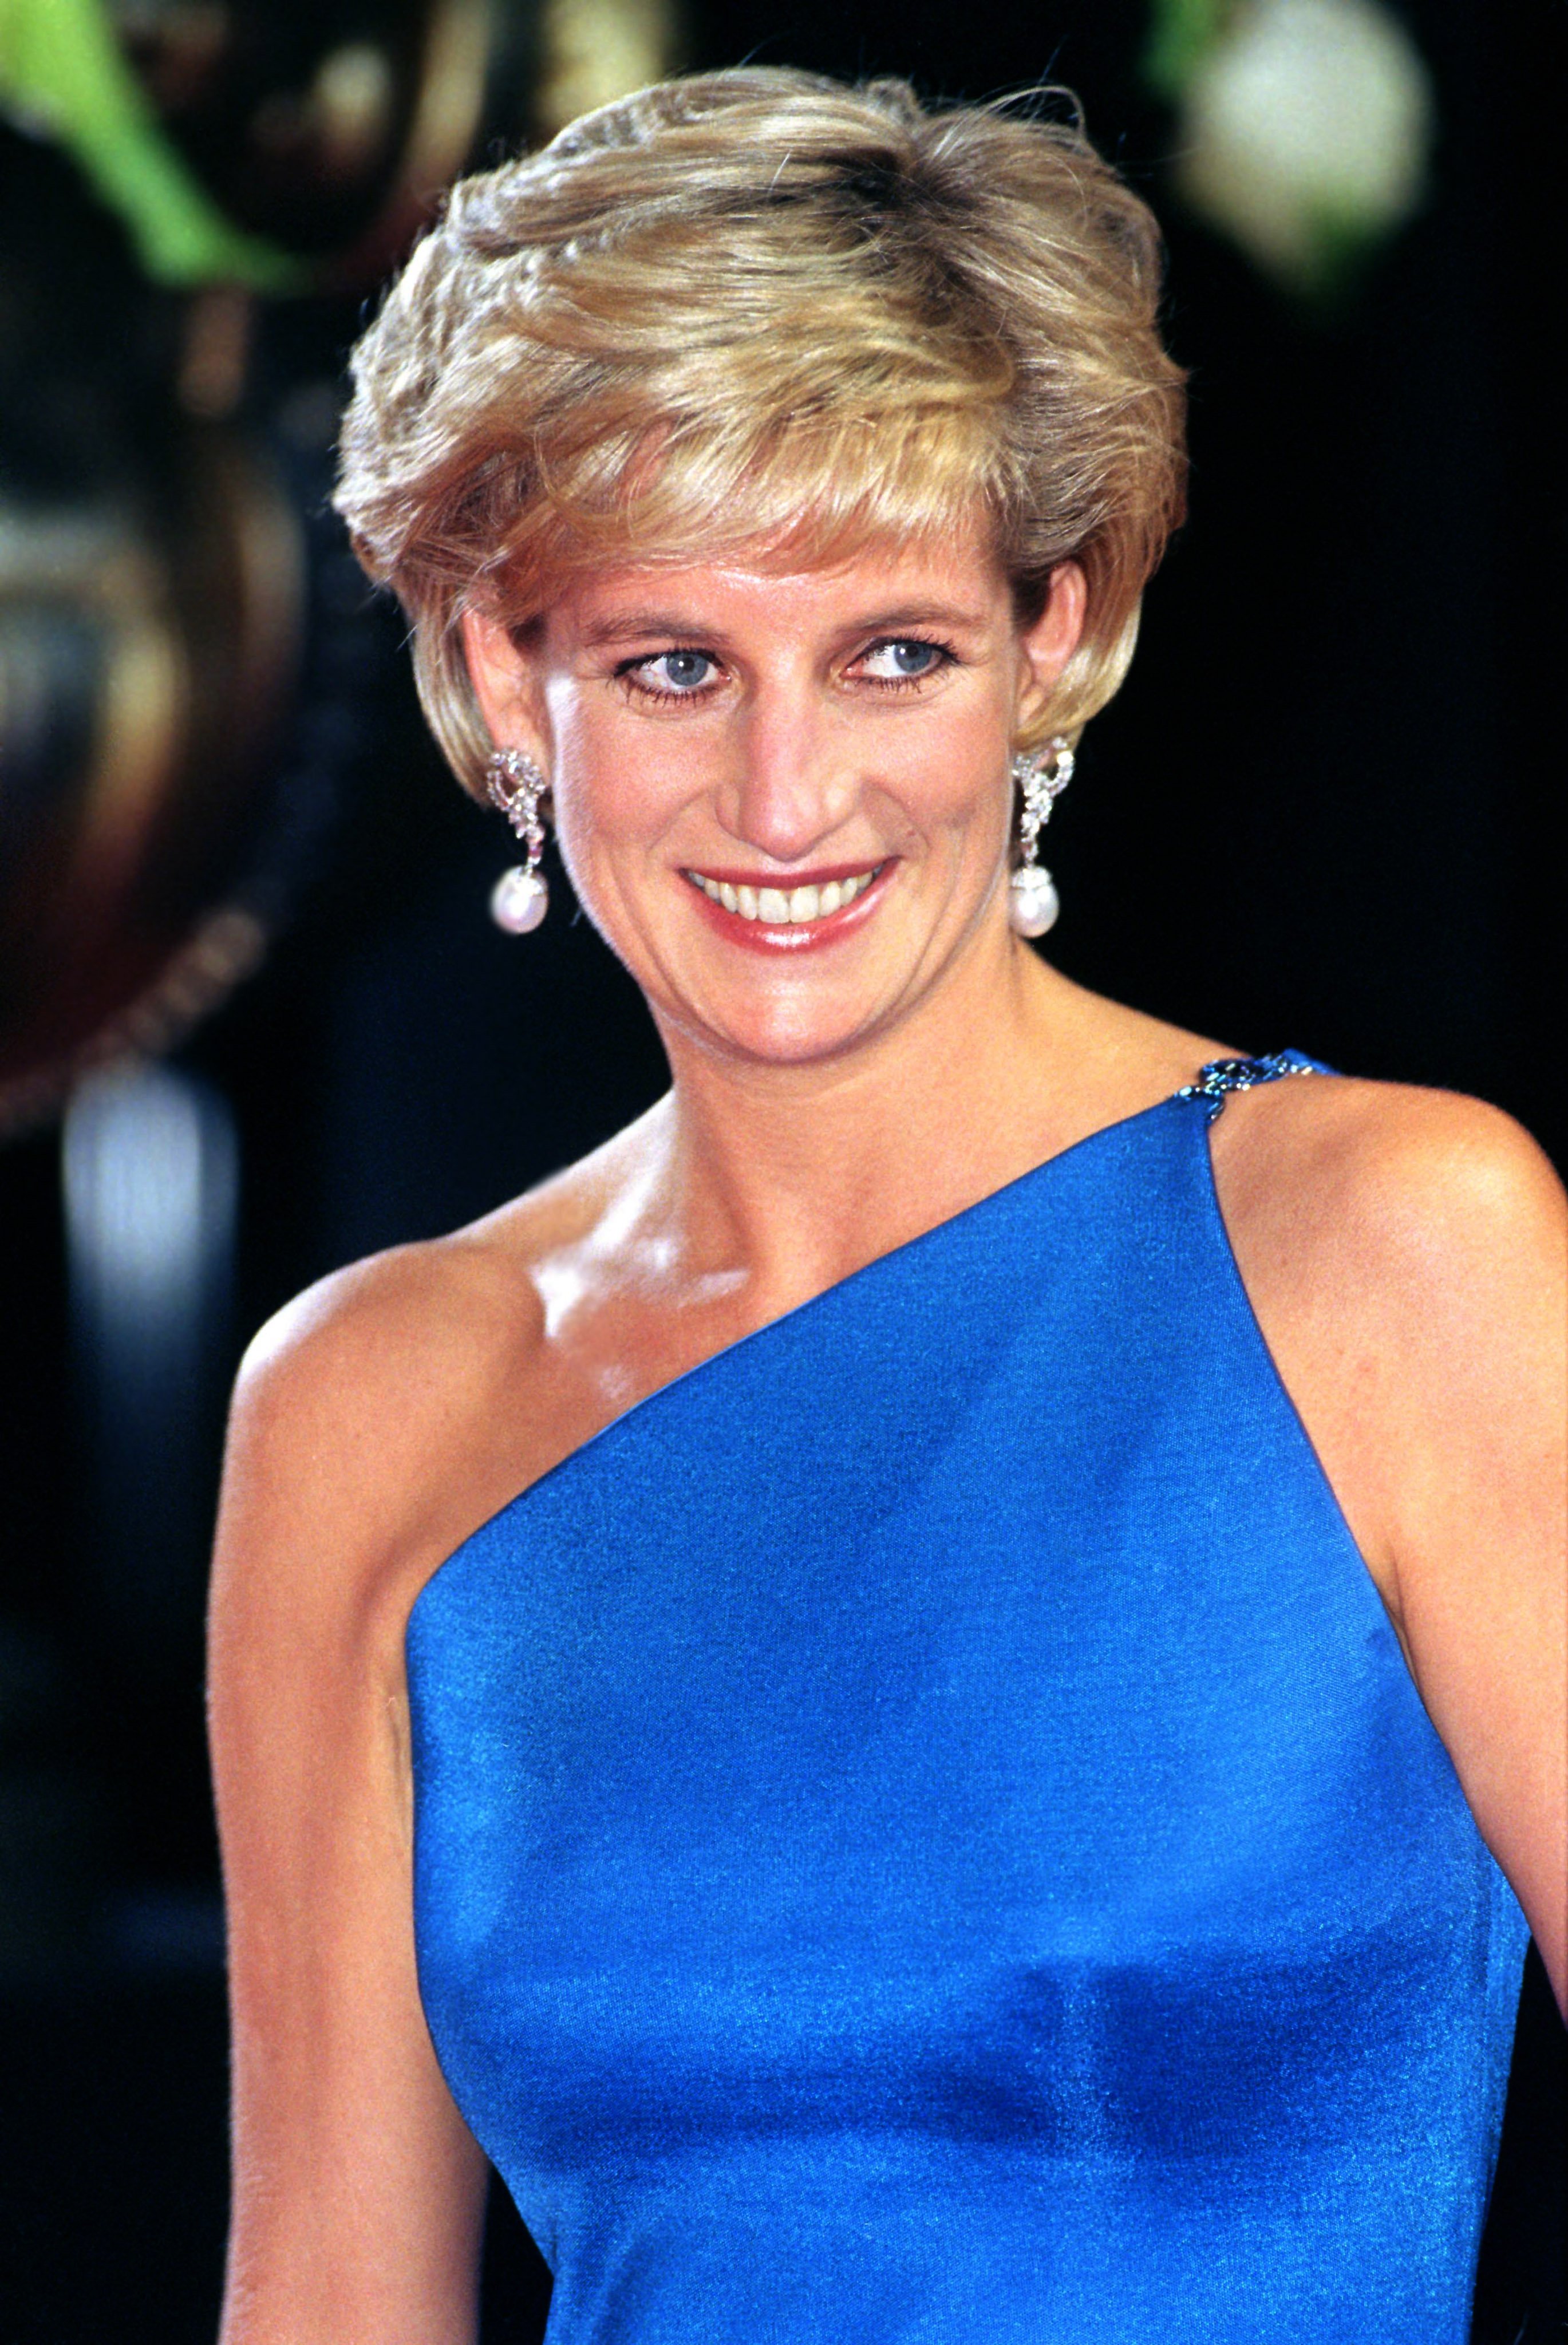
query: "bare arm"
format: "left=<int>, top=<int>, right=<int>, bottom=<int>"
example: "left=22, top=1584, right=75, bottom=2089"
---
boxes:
left=209, top=1275, right=492, bottom=2343
left=1217, top=1081, right=1568, bottom=2014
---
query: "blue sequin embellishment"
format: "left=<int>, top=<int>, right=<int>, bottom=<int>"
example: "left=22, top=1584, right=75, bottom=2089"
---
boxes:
left=1176, top=1050, right=1324, bottom=1123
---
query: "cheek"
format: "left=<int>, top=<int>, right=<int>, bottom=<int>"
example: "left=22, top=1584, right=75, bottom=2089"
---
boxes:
left=547, top=733, right=696, bottom=908
left=888, top=707, right=1013, bottom=848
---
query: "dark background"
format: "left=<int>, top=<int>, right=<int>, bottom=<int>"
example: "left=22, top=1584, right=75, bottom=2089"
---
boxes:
left=1, top=0, right=1562, bottom=2336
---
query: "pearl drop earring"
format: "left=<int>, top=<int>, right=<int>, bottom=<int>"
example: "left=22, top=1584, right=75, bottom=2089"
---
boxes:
left=1007, top=737, right=1074, bottom=938
left=486, top=749, right=550, bottom=934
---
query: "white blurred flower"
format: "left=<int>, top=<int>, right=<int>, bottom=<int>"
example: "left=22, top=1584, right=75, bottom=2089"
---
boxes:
left=1175, top=0, right=1436, bottom=294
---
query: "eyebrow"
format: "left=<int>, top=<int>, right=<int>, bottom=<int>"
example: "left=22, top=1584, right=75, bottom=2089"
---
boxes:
left=573, top=599, right=994, bottom=650
left=575, top=609, right=717, bottom=649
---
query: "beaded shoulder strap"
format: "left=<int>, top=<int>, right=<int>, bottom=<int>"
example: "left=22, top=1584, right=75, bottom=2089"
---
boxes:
left=1175, top=1051, right=1325, bottom=1125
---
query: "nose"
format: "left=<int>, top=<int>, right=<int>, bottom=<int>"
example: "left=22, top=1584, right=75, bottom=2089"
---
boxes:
left=716, top=687, right=858, bottom=867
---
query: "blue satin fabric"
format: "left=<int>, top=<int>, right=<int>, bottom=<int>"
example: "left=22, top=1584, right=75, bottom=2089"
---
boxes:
left=407, top=1065, right=1527, bottom=2341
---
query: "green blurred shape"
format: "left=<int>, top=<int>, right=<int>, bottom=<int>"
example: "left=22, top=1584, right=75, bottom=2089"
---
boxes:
left=0, top=0, right=302, bottom=289
left=1143, top=0, right=1233, bottom=101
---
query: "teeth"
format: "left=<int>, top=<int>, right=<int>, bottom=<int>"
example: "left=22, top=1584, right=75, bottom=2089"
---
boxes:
left=690, top=867, right=880, bottom=923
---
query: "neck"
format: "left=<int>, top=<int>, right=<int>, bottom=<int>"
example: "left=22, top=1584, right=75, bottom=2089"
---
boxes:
left=639, top=922, right=1096, bottom=1314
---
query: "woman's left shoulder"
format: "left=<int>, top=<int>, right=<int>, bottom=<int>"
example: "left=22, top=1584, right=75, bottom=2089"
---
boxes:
left=1210, top=1068, right=1566, bottom=1332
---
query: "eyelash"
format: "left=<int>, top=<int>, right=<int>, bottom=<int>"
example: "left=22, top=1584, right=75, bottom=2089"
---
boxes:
left=614, top=637, right=958, bottom=705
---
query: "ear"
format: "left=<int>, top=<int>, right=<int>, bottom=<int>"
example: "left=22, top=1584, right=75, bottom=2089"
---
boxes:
left=1014, top=562, right=1087, bottom=732
left=458, top=605, right=550, bottom=765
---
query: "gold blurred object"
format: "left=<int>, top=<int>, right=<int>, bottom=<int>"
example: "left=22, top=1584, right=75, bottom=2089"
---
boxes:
left=535, top=0, right=679, bottom=139
left=322, top=0, right=496, bottom=293
left=7, top=518, right=188, bottom=915
left=0, top=427, right=301, bottom=1139
left=176, top=283, right=253, bottom=417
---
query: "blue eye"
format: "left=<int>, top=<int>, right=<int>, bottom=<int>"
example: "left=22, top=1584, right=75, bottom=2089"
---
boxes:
left=861, top=639, right=945, bottom=680
left=642, top=650, right=714, bottom=692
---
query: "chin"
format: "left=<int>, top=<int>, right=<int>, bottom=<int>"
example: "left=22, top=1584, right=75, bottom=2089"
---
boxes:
left=681, top=992, right=892, bottom=1071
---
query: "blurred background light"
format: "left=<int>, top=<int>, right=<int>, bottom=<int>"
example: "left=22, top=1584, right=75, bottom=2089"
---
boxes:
left=62, top=1059, right=238, bottom=1645
left=1159, top=0, right=1435, bottom=298
left=63, top=1057, right=236, bottom=1350
left=536, top=0, right=679, bottom=134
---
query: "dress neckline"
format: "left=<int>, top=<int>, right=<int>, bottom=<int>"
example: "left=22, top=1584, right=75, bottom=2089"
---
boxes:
left=409, top=1055, right=1322, bottom=1619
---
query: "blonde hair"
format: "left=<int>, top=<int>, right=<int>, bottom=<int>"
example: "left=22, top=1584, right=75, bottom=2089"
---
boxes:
left=335, top=67, right=1187, bottom=796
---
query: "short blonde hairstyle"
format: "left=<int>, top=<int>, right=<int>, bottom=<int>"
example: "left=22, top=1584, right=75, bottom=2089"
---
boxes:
left=335, top=67, right=1187, bottom=796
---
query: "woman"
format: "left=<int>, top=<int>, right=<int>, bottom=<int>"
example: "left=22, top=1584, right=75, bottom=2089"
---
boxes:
left=209, top=67, right=1565, bottom=2343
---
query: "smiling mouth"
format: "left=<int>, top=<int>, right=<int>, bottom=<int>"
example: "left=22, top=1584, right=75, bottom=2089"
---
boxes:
left=682, top=864, right=887, bottom=926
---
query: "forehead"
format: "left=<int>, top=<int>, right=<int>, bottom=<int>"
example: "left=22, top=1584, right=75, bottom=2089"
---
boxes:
left=542, top=526, right=1012, bottom=647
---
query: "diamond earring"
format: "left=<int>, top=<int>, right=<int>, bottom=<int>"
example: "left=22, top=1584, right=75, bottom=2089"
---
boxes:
left=486, top=749, right=550, bottom=934
left=1007, top=736, right=1074, bottom=938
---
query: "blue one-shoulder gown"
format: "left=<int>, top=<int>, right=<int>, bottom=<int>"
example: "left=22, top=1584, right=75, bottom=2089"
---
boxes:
left=406, top=1057, right=1527, bottom=2341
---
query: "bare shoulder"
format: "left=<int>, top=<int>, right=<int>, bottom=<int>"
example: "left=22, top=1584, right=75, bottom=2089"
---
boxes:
left=1210, top=1070, right=1566, bottom=1330
left=234, top=1228, right=528, bottom=1478
left=1210, top=1069, right=1565, bottom=1624
left=1208, top=1072, right=1566, bottom=1522
left=213, top=1137, right=630, bottom=1651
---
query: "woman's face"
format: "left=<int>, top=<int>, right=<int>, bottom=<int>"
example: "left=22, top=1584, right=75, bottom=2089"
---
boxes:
left=462, top=527, right=1084, bottom=1069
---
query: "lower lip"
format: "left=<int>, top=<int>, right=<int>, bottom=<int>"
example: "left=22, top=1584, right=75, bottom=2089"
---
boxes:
left=685, top=865, right=895, bottom=954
